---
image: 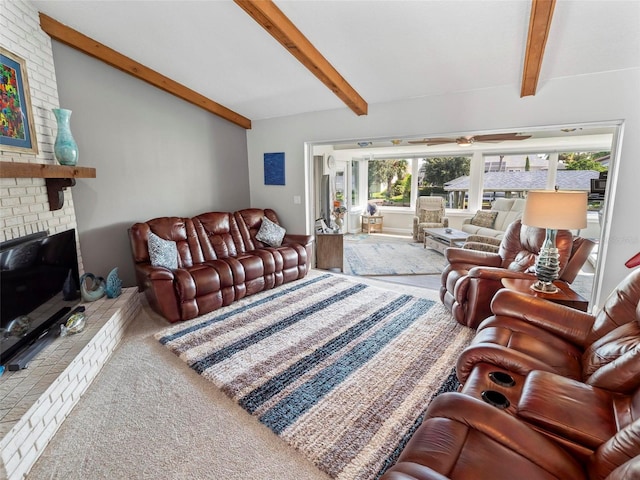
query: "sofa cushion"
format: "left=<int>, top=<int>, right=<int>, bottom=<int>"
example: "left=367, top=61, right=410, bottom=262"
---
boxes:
left=470, top=210, right=498, bottom=228
left=256, top=216, right=286, bottom=247
left=148, top=232, right=178, bottom=269
left=494, top=198, right=526, bottom=231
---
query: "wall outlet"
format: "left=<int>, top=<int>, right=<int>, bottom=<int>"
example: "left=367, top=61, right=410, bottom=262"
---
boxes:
left=293, top=195, right=301, bottom=204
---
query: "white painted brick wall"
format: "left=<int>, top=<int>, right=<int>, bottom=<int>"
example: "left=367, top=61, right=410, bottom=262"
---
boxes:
left=0, top=289, right=142, bottom=480
left=0, top=0, right=82, bottom=272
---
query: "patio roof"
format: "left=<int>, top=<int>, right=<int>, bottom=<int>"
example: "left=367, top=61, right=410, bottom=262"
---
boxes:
left=444, top=170, right=600, bottom=192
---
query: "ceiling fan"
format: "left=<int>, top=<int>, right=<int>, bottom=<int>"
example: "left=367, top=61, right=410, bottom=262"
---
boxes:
left=408, top=133, right=532, bottom=146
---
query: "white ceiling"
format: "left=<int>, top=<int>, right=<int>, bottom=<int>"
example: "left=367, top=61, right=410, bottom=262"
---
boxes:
left=32, top=0, right=640, bottom=124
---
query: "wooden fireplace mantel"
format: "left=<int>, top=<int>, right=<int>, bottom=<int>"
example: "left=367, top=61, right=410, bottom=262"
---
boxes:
left=0, top=161, right=96, bottom=210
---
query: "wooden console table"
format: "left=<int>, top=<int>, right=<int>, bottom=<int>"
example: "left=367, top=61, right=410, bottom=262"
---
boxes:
left=316, top=233, right=343, bottom=271
left=361, top=215, right=383, bottom=234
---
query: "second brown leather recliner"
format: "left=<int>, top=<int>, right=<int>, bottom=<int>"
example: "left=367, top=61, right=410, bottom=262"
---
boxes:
left=440, top=219, right=575, bottom=328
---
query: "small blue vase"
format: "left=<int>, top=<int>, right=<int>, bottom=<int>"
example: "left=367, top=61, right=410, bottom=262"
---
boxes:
left=53, top=108, right=78, bottom=166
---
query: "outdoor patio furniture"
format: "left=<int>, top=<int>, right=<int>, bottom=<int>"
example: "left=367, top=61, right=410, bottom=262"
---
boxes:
left=413, top=196, right=448, bottom=242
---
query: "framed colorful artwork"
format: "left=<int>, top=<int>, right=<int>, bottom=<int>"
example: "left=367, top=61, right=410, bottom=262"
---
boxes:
left=0, top=47, right=38, bottom=154
left=264, top=152, right=285, bottom=185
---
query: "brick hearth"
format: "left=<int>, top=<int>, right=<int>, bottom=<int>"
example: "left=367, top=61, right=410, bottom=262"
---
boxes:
left=0, top=289, right=141, bottom=480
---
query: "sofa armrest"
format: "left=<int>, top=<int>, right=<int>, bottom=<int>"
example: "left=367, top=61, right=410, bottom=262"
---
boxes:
left=488, top=289, right=594, bottom=346
left=282, top=233, right=313, bottom=247
left=444, top=247, right=502, bottom=267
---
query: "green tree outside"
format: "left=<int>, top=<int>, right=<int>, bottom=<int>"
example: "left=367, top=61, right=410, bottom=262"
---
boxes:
left=368, top=159, right=408, bottom=199
left=561, top=152, right=608, bottom=172
left=421, top=157, right=471, bottom=187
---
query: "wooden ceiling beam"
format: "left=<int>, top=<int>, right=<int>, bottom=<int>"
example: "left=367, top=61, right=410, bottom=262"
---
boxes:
left=234, top=0, right=368, bottom=116
left=521, top=0, right=557, bottom=97
left=39, top=13, right=252, bottom=129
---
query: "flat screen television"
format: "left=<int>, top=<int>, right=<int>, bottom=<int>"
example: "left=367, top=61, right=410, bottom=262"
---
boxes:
left=0, top=229, right=80, bottom=366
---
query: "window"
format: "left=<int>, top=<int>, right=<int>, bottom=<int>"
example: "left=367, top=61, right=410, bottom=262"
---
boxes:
left=559, top=151, right=609, bottom=212
left=351, top=160, right=360, bottom=205
left=421, top=156, right=471, bottom=209
left=366, top=156, right=471, bottom=209
left=478, top=151, right=609, bottom=210
left=480, top=154, right=548, bottom=209
left=367, top=158, right=411, bottom=207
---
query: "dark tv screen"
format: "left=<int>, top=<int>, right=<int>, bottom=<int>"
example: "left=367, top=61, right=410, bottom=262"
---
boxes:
left=1, top=229, right=80, bottom=365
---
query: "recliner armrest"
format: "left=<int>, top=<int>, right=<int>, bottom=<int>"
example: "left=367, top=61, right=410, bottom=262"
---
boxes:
left=468, top=267, right=534, bottom=281
left=456, top=344, right=558, bottom=383
left=425, top=393, right=585, bottom=478
left=444, top=247, right=502, bottom=267
left=488, top=289, right=594, bottom=346
left=282, top=233, right=314, bottom=247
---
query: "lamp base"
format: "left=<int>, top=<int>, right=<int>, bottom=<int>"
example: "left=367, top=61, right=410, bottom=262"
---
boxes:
left=530, top=280, right=559, bottom=294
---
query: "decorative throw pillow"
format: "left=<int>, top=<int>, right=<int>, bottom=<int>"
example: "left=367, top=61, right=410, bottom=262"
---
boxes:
left=419, top=209, right=442, bottom=224
left=470, top=211, right=498, bottom=228
left=256, top=216, right=286, bottom=247
left=148, top=232, right=178, bottom=270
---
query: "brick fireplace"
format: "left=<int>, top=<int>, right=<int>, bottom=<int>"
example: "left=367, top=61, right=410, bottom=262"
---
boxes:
left=0, top=291, right=141, bottom=479
left=0, top=1, right=80, bottom=247
left=1, top=3, right=141, bottom=479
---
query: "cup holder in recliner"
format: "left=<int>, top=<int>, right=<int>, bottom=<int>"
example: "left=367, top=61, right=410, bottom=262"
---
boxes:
left=488, top=371, right=516, bottom=388
left=481, top=390, right=510, bottom=409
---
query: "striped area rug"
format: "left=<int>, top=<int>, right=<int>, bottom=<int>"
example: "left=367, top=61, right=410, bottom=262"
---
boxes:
left=156, top=272, right=474, bottom=480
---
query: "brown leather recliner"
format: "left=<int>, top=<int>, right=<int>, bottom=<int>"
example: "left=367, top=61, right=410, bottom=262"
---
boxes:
left=440, top=219, right=575, bottom=328
left=380, top=392, right=640, bottom=480
left=456, top=268, right=640, bottom=384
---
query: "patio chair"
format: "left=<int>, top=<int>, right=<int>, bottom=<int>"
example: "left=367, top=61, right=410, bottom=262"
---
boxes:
left=413, top=196, right=448, bottom=242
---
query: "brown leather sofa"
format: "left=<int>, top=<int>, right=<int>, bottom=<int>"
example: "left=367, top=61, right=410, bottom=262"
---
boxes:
left=440, top=219, right=576, bottom=328
left=129, top=208, right=313, bottom=322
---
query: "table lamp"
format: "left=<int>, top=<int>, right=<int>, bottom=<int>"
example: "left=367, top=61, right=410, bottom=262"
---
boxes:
left=522, top=189, right=587, bottom=293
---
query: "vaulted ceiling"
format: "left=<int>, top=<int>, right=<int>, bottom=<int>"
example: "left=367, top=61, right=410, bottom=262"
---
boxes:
left=32, top=0, right=640, bottom=128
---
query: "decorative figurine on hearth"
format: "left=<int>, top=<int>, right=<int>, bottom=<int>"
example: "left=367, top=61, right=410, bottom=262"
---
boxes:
left=79, top=273, right=106, bottom=302
left=105, top=267, right=122, bottom=298
left=62, top=268, right=79, bottom=301
left=60, top=311, right=86, bottom=336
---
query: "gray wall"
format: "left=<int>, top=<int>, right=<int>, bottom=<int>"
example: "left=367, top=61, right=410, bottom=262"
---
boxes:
left=52, top=42, right=250, bottom=288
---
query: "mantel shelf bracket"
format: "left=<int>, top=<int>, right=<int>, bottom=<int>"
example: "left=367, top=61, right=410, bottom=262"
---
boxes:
left=46, top=178, right=76, bottom=211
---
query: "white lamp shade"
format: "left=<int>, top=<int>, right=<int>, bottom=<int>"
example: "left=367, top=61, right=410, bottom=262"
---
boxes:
left=522, top=190, right=588, bottom=230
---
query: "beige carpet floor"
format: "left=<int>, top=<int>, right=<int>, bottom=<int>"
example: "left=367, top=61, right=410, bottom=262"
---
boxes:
left=26, top=273, right=444, bottom=480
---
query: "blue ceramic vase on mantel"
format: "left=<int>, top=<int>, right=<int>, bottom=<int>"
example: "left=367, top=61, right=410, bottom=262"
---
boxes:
left=52, top=108, right=79, bottom=166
